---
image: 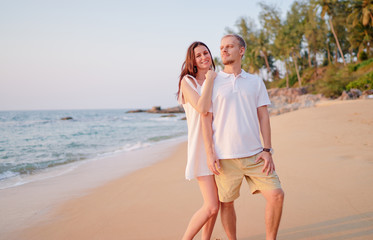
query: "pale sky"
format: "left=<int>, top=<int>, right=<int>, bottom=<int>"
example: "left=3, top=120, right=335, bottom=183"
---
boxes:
left=0, top=0, right=294, bottom=110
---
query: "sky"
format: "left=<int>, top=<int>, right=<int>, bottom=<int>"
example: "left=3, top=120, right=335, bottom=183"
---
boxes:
left=0, top=0, right=295, bottom=110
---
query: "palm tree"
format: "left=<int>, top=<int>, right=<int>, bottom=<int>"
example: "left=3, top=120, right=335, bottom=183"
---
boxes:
left=231, top=17, right=264, bottom=74
left=251, top=30, right=272, bottom=80
left=213, top=57, right=224, bottom=71
left=291, top=48, right=302, bottom=87
left=318, top=0, right=347, bottom=66
left=272, top=21, right=292, bottom=87
left=347, top=0, right=373, bottom=57
left=283, top=1, right=305, bottom=87
left=304, top=0, right=329, bottom=76
left=348, top=0, right=373, bottom=27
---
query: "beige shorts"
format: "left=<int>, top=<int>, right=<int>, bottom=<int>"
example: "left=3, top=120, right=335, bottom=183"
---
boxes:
left=215, top=154, right=282, bottom=202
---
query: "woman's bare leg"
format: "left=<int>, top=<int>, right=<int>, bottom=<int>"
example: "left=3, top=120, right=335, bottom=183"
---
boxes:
left=182, top=175, right=219, bottom=240
left=201, top=206, right=219, bottom=240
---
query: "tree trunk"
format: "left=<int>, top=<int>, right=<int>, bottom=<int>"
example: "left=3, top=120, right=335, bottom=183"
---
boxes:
left=292, top=51, right=302, bottom=87
left=329, top=18, right=346, bottom=66
left=365, top=30, right=371, bottom=58
left=335, top=49, right=338, bottom=64
left=285, top=60, right=290, bottom=88
left=308, top=47, right=312, bottom=67
left=263, top=51, right=271, bottom=81
left=314, top=51, right=318, bottom=79
left=327, top=44, right=332, bottom=65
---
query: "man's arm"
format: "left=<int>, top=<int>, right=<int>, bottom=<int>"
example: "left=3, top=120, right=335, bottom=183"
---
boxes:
left=201, top=112, right=220, bottom=175
left=256, top=105, right=275, bottom=175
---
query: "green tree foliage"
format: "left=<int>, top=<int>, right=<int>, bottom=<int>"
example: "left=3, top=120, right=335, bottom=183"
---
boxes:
left=213, top=56, right=224, bottom=71
left=226, top=17, right=270, bottom=75
left=224, top=0, right=372, bottom=95
left=346, top=72, right=373, bottom=90
left=303, top=0, right=328, bottom=76
left=318, top=0, right=349, bottom=65
left=348, top=0, right=373, bottom=27
left=347, top=0, right=373, bottom=58
left=283, top=1, right=307, bottom=86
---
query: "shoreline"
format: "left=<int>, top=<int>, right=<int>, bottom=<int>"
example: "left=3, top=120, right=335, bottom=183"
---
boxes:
left=0, top=135, right=187, bottom=190
left=0, top=137, right=186, bottom=239
left=0, top=109, right=187, bottom=189
left=2, top=98, right=373, bottom=240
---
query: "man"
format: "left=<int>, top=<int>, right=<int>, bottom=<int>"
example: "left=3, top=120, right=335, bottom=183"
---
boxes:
left=201, top=34, right=284, bottom=240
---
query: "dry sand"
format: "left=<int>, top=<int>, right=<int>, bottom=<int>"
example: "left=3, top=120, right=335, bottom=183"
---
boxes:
left=6, top=99, right=373, bottom=239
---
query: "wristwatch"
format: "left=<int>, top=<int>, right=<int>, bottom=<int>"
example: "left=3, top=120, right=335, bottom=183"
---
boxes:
left=263, top=148, right=274, bottom=155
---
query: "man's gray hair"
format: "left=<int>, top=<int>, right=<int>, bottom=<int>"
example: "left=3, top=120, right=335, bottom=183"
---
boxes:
left=222, top=34, right=246, bottom=50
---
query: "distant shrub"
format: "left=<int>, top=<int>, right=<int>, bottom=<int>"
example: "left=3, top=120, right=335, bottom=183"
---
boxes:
left=269, top=71, right=298, bottom=88
left=322, top=58, right=329, bottom=67
left=270, top=77, right=285, bottom=88
left=277, top=73, right=298, bottom=88
left=289, top=73, right=299, bottom=87
left=359, top=51, right=368, bottom=61
left=346, top=72, right=373, bottom=91
left=301, top=68, right=315, bottom=83
left=316, top=65, right=353, bottom=98
left=349, top=58, right=373, bottom=72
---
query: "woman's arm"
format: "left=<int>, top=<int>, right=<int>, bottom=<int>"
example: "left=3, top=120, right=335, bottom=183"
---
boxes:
left=181, top=70, right=216, bottom=115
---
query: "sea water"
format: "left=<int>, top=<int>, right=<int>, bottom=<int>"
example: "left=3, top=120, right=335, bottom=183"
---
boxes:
left=0, top=109, right=187, bottom=189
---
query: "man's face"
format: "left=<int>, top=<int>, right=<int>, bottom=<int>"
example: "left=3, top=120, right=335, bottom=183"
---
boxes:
left=220, top=36, right=244, bottom=65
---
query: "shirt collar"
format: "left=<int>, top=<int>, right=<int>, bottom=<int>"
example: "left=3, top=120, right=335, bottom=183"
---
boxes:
left=219, top=69, right=248, bottom=79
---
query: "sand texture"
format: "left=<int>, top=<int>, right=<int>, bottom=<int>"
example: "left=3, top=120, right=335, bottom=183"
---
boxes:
left=8, top=99, right=373, bottom=239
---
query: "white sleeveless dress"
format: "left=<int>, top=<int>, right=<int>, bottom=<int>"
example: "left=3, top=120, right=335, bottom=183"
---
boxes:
left=178, top=75, right=213, bottom=180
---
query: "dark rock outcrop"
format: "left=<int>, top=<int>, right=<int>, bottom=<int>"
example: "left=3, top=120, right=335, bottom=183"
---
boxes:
left=60, top=117, right=73, bottom=120
left=339, top=89, right=362, bottom=100
left=126, top=109, right=145, bottom=113
left=127, top=87, right=330, bottom=117
left=127, top=105, right=184, bottom=114
left=360, top=89, right=373, bottom=99
left=147, top=105, right=184, bottom=113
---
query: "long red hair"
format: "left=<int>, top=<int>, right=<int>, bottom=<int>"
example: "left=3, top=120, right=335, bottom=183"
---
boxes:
left=177, top=42, right=215, bottom=101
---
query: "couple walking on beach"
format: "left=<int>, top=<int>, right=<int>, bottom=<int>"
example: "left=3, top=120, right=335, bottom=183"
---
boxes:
left=177, top=34, right=284, bottom=240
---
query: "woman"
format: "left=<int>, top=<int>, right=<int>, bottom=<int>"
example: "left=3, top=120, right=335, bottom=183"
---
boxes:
left=177, top=42, right=219, bottom=240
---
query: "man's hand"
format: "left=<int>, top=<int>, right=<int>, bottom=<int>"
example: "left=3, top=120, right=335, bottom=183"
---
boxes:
left=255, top=151, right=275, bottom=176
left=207, top=153, right=220, bottom=175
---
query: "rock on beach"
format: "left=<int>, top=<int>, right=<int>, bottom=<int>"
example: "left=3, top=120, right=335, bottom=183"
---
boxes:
left=267, top=88, right=326, bottom=116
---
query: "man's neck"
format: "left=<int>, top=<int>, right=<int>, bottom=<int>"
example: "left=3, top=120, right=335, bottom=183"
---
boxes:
left=223, top=64, right=242, bottom=76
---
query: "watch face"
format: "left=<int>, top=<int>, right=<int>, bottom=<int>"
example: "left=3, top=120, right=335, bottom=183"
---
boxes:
left=263, top=148, right=274, bottom=155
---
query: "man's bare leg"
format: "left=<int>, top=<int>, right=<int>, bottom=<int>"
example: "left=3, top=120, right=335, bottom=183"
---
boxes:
left=261, top=188, right=284, bottom=240
left=220, top=201, right=237, bottom=240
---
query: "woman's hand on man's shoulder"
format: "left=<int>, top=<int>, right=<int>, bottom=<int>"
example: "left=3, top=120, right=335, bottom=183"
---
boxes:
left=205, top=70, right=217, bottom=81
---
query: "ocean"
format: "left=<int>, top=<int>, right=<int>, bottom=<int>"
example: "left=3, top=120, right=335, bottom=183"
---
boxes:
left=0, top=109, right=187, bottom=189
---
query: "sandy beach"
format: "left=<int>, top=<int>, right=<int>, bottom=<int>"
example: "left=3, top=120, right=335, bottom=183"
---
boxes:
left=3, top=99, right=373, bottom=240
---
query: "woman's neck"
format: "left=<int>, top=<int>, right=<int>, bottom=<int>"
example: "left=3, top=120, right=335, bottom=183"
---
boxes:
left=196, top=69, right=208, bottom=81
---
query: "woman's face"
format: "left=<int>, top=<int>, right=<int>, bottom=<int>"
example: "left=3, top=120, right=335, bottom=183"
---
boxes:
left=194, top=45, right=211, bottom=71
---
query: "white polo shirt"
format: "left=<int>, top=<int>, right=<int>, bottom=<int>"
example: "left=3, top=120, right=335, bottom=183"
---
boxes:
left=211, top=70, right=271, bottom=159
